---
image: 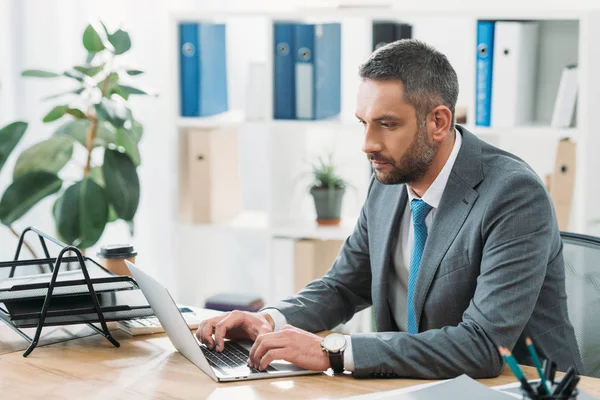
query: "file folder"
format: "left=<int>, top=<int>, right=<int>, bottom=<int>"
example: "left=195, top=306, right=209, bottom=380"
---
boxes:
left=273, top=22, right=296, bottom=119
left=475, top=20, right=495, bottom=127
left=294, top=23, right=341, bottom=120
left=179, top=22, right=229, bottom=117
left=372, top=21, right=412, bottom=51
left=490, top=21, right=539, bottom=127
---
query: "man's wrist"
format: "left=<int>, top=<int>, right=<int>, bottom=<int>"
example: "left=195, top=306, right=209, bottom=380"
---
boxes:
left=259, top=312, right=275, bottom=331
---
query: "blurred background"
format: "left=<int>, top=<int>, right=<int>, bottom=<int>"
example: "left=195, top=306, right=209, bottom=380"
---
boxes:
left=0, top=0, right=598, bottom=333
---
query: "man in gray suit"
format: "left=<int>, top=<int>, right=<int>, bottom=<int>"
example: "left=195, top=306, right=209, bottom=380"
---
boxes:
left=197, top=40, right=583, bottom=378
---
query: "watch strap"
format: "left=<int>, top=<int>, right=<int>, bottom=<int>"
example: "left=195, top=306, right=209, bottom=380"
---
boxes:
left=328, top=350, right=344, bottom=373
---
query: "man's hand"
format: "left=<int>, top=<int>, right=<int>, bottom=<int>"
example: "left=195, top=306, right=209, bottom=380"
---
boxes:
left=248, top=325, right=330, bottom=372
left=196, top=310, right=274, bottom=352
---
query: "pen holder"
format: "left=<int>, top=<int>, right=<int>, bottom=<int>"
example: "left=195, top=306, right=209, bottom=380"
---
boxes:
left=521, top=385, right=579, bottom=399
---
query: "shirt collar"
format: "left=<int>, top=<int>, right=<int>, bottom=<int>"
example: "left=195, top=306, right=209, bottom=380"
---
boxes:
left=407, top=129, right=463, bottom=210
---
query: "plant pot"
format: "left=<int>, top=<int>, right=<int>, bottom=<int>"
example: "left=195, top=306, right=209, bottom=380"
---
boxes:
left=310, top=186, right=345, bottom=226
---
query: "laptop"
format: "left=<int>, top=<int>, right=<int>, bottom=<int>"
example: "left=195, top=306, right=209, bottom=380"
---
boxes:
left=125, top=260, right=321, bottom=382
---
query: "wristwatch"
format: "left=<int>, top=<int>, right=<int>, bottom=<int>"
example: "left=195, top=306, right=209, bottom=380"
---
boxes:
left=321, top=333, right=347, bottom=374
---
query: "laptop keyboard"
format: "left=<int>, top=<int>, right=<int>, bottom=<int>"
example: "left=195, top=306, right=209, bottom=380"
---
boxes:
left=201, top=341, right=271, bottom=374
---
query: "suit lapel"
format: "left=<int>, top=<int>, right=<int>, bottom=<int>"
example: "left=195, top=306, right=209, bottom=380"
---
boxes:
left=412, top=126, right=484, bottom=329
left=373, top=185, right=407, bottom=332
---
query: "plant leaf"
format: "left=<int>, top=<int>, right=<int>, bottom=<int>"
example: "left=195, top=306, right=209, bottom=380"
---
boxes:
left=21, top=69, right=61, bottom=78
left=78, top=178, right=109, bottom=248
left=130, top=120, right=143, bottom=143
left=108, top=205, right=119, bottom=223
left=0, top=121, right=28, bottom=173
left=66, top=108, right=87, bottom=119
left=43, top=105, right=69, bottom=123
left=107, top=29, right=131, bottom=55
left=118, top=84, right=149, bottom=95
left=55, top=179, right=108, bottom=248
left=83, top=24, right=105, bottom=52
left=13, top=136, right=74, bottom=179
left=95, top=101, right=126, bottom=128
left=115, top=128, right=141, bottom=166
left=110, top=84, right=129, bottom=100
left=102, top=149, right=140, bottom=221
left=74, top=64, right=105, bottom=77
left=54, top=119, right=116, bottom=148
left=63, top=70, right=85, bottom=82
left=126, top=69, right=143, bottom=76
left=98, top=72, right=119, bottom=97
left=89, top=166, right=105, bottom=187
left=42, top=87, right=85, bottom=101
left=86, top=51, right=96, bottom=64
left=0, top=172, right=62, bottom=225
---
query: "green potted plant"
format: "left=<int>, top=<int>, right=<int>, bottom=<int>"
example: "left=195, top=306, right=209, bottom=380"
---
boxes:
left=309, top=153, right=348, bottom=226
left=0, top=21, right=155, bottom=257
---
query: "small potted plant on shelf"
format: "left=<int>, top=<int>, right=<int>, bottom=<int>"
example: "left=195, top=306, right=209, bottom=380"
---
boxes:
left=309, top=153, right=348, bottom=226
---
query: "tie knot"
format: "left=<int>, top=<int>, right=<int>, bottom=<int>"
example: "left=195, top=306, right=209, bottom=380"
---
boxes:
left=411, top=199, right=432, bottom=224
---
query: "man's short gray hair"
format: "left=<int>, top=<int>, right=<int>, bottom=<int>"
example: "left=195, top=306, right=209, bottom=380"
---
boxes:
left=359, top=39, right=459, bottom=130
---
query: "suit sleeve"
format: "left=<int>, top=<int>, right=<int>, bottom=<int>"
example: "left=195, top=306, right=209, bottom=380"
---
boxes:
left=266, top=179, right=375, bottom=332
left=349, top=172, right=556, bottom=379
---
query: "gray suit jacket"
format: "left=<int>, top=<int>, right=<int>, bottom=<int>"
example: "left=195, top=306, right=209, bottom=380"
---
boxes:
left=271, top=126, right=584, bottom=378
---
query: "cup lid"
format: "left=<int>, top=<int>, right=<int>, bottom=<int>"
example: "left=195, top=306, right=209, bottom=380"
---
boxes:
left=97, top=244, right=137, bottom=259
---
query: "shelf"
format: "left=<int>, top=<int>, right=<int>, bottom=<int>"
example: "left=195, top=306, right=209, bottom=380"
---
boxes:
left=170, top=2, right=590, bottom=21
left=270, top=217, right=357, bottom=241
left=177, top=110, right=245, bottom=129
left=467, top=125, right=579, bottom=141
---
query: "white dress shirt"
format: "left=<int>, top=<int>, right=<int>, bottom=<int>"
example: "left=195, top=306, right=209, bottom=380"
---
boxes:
left=266, top=130, right=463, bottom=372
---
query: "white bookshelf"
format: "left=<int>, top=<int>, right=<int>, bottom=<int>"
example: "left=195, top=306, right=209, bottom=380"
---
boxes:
left=168, top=3, right=600, bottom=307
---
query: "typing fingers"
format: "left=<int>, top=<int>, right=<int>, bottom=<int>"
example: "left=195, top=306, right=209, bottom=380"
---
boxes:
left=196, top=315, right=224, bottom=350
left=249, top=331, right=289, bottom=368
left=258, top=349, right=287, bottom=371
left=213, top=311, right=244, bottom=352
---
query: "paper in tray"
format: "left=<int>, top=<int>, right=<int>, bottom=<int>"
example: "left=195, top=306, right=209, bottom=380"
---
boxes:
left=0, top=289, right=153, bottom=328
left=0, top=262, right=137, bottom=302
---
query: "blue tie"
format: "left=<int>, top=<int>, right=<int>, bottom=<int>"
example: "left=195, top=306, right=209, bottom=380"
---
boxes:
left=406, top=199, right=432, bottom=334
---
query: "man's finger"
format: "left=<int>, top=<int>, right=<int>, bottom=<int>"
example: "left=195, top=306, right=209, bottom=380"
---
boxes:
left=258, top=348, right=287, bottom=371
left=249, top=332, right=287, bottom=367
left=214, top=311, right=244, bottom=352
left=197, top=316, right=223, bottom=350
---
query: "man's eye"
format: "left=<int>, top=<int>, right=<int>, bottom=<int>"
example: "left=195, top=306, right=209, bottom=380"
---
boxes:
left=381, top=123, right=395, bottom=128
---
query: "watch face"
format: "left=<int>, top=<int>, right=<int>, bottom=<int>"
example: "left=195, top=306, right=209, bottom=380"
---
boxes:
left=323, top=333, right=346, bottom=353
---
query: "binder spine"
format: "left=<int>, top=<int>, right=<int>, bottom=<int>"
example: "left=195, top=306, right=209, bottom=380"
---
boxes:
left=198, top=23, right=228, bottom=117
left=314, top=23, right=341, bottom=120
left=475, top=21, right=495, bottom=127
left=295, top=24, right=315, bottom=120
left=179, top=23, right=200, bottom=117
left=273, top=22, right=296, bottom=120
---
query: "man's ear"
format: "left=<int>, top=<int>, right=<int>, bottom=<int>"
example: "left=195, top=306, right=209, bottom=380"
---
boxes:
left=427, top=105, right=453, bottom=143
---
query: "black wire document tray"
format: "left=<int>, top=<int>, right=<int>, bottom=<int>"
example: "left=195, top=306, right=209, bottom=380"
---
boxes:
left=0, top=226, right=155, bottom=357
left=0, top=289, right=153, bottom=328
left=0, top=261, right=137, bottom=302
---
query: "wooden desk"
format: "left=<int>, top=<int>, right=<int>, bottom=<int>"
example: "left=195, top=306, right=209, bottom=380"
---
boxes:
left=1, top=324, right=599, bottom=400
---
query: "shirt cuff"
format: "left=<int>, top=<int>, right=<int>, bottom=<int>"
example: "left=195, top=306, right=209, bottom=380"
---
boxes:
left=344, top=335, right=355, bottom=371
left=262, top=308, right=287, bottom=331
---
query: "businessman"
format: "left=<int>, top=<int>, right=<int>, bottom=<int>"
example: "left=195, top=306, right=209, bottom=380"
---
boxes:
left=197, top=39, right=584, bottom=378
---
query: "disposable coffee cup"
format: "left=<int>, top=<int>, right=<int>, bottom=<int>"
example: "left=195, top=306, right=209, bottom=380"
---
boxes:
left=97, top=245, right=138, bottom=277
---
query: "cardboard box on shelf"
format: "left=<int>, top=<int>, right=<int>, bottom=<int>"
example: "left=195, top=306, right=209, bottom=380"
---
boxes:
left=179, top=127, right=242, bottom=224
left=294, top=239, right=344, bottom=293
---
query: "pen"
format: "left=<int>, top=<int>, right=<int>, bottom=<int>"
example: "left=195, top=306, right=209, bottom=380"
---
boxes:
left=549, top=361, right=557, bottom=384
left=563, top=375, right=580, bottom=398
left=499, top=347, right=536, bottom=398
left=526, top=337, right=551, bottom=394
left=553, top=367, right=575, bottom=396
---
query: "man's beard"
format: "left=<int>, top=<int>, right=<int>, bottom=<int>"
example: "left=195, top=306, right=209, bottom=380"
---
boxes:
left=368, top=123, right=438, bottom=185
